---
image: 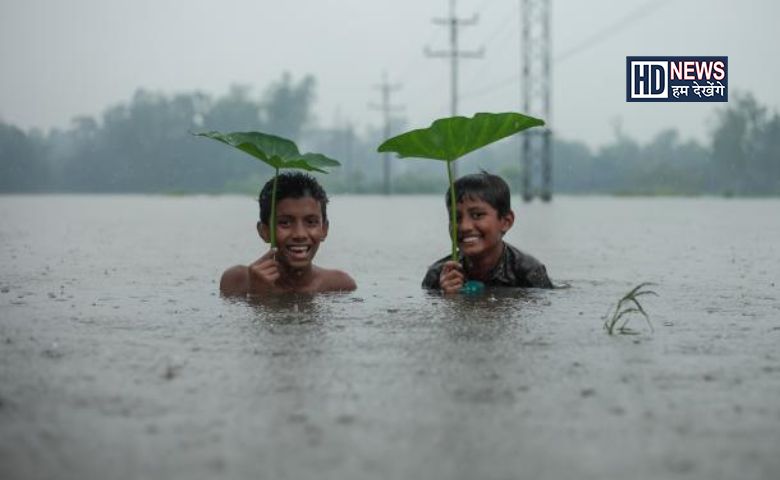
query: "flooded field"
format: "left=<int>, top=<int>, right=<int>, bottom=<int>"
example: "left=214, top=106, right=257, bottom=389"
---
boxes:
left=1, top=194, right=779, bottom=480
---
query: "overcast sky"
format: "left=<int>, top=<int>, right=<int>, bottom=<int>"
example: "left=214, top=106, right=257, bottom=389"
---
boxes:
left=1, top=0, right=777, bottom=148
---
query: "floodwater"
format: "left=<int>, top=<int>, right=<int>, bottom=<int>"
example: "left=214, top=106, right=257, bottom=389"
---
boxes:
left=1, top=194, right=779, bottom=480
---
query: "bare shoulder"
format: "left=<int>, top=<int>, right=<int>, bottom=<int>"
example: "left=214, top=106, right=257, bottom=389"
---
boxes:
left=316, top=267, right=357, bottom=292
left=220, top=265, right=249, bottom=297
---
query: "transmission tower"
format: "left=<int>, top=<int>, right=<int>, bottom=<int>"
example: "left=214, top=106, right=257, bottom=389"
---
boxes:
left=521, top=0, right=552, bottom=202
left=425, top=0, right=484, bottom=178
left=370, top=72, right=403, bottom=194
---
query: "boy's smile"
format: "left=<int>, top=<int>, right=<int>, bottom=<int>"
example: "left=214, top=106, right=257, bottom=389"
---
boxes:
left=259, top=196, right=328, bottom=271
left=453, top=196, right=513, bottom=262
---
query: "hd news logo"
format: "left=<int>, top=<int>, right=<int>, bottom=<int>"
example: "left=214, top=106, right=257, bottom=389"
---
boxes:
left=626, top=56, right=728, bottom=102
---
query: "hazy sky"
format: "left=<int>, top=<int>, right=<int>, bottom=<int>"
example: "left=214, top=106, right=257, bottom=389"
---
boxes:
left=1, top=0, right=778, bottom=148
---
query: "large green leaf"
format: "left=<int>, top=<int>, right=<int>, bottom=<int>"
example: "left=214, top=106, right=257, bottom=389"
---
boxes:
left=377, top=112, right=545, bottom=162
left=194, top=130, right=340, bottom=173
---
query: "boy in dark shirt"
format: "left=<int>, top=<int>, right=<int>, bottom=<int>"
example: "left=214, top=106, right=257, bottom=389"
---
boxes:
left=422, top=172, right=553, bottom=293
left=220, top=172, right=356, bottom=297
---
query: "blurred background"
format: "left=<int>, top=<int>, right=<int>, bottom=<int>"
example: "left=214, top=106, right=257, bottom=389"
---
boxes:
left=1, top=0, right=778, bottom=197
left=3, top=4, right=780, bottom=479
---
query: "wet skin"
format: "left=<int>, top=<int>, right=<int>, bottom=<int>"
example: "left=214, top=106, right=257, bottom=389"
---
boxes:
left=258, top=196, right=328, bottom=274
left=220, top=196, right=355, bottom=296
left=439, top=196, right=514, bottom=294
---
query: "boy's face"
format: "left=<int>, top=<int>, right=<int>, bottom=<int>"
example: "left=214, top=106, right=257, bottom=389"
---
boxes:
left=452, top=196, right=514, bottom=260
left=258, top=196, right=328, bottom=270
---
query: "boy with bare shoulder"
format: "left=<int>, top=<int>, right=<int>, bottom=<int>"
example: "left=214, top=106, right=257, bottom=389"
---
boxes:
left=220, top=172, right=356, bottom=297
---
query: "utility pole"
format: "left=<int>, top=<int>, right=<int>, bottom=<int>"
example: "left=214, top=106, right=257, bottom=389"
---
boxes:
left=425, top=0, right=484, bottom=178
left=520, top=0, right=552, bottom=202
left=369, top=72, right=403, bottom=195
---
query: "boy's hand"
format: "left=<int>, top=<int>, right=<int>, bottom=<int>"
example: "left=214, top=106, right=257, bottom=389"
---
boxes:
left=248, top=248, right=280, bottom=293
left=439, top=261, right=464, bottom=294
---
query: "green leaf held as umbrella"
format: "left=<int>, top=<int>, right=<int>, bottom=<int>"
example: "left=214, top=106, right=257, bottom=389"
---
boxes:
left=377, top=112, right=544, bottom=261
left=194, top=130, right=340, bottom=248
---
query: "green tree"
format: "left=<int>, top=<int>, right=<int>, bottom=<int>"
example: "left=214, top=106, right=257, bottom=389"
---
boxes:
left=711, top=92, right=780, bottom=195
left=0, top=121, right=48, bottom=192
left=262, top=73, right=316, bottom=140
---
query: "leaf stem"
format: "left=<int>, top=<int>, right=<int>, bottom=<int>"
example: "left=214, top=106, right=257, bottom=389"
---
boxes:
left=447, top=161, right=458, bottom=261
left=270, top=168, right=279, bottom=248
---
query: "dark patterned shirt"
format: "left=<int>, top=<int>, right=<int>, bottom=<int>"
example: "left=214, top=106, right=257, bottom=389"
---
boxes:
left=422, top=242, right=554, bottom=290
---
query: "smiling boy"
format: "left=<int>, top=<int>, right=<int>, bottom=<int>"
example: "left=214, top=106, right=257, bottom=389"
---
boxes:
left=422, top=172, right=554, bottom=293
left=220, top=172, right=356, bottom=296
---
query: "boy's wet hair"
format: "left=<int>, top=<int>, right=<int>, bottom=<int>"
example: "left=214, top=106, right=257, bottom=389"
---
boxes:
left=258, top=172, right=329, bottom=225
left=446, top=171, right=511, bottom=217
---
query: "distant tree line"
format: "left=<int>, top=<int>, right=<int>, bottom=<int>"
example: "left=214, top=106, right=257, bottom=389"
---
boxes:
left=1, top=75, right=779, bottom=196
left=0, top=73, right=318, bottom=193
left=551, top=93, right=780, bottom=196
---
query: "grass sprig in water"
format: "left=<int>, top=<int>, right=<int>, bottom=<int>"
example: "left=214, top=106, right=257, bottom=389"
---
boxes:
left=604, top=282, right=658, bottom=335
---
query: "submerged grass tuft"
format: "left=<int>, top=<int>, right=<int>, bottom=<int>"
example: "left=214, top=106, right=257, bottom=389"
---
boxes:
left=604, top=282, right=658, bottom=335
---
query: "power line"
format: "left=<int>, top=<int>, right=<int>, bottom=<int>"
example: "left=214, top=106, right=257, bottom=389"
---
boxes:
left=555, top=0, right=673, bottom=63
left=399, top=24, right=446, bottom=80
left=459, top=0, right=672, bottom=100
left=461, top=74, right=518, bottom=100
left=472, top=0, right=496, bottom=16
left=425, top=0, right=484, bottom=177
left=460, top=0, right=520, bottom=93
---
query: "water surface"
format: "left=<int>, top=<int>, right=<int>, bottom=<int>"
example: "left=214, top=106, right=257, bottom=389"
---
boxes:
left=1, top=195, right=779, bottom=480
